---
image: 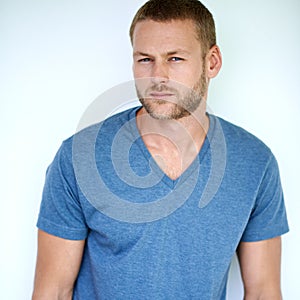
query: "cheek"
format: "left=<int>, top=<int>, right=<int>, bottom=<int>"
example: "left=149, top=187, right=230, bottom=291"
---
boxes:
left=133, top=63, right=151, bottom=79
left=170, top=71, right=199, bottom=89
left=169, top=63, right=203, bottom=88
left=132, top=64, right=140, bottom=77
left=134, top=77, right=152, bottom=96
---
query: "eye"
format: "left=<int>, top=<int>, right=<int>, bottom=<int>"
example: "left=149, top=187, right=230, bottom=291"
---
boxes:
left=169, top=57, right=184, bottom=62
left=138, top=57, right=152, bottom=63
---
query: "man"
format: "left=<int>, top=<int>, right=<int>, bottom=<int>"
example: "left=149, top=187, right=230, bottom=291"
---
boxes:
left=32, top=0, right=289, bottom=299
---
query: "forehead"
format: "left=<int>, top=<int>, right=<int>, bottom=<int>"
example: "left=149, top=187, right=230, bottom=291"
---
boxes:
left=132, top=19, right=201, bottom=53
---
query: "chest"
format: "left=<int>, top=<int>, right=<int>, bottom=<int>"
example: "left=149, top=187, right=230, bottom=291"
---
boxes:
left=82, top=179, right=253, bottom=262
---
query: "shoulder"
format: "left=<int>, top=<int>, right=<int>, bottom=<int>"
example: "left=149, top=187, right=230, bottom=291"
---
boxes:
left=208, top=115, right=281, bottom=184
left=61, top=106, right=140, bottom=153
left=214, top=115, right=269, bottom=149
left=212, top=114, right=273, bottom=163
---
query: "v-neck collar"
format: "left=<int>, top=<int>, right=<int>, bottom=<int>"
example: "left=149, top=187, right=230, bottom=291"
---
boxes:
left=127, top=107, right=216, bottom=189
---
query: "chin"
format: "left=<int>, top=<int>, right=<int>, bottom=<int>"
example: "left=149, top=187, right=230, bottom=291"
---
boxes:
left=148, top=112, right=173, bottom=120
left=140, top=98, right=191, bottom=120
left=147, top=107, right=190, bottom=121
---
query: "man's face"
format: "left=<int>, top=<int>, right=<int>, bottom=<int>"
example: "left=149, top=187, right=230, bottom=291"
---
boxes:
left=132, top=19, right=208, bottom=120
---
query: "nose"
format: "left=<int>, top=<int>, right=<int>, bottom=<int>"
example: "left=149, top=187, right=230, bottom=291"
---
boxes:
left=151, top=61, right=169, bottom=84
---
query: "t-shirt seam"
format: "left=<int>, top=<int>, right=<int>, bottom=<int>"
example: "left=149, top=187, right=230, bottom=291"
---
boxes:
left=38, top=215, right=87, bottom=233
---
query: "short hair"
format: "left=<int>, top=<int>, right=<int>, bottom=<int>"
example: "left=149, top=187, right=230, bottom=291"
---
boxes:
left=129, top=0, right=216, bottom=55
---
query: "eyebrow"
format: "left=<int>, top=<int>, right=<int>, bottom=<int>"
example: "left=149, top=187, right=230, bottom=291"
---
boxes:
left=133, top=49, right=191, bottom=57
left=167, top=50, right=190, bottom=56
left=133, top=51, right=151, bottom=57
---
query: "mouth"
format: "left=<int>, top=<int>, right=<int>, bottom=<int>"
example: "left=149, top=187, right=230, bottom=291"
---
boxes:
left=148, top=92, right=175, bottom=100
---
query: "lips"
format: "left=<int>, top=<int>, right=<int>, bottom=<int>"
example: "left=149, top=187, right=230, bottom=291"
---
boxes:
left=149, top=92, right=175, bottom=99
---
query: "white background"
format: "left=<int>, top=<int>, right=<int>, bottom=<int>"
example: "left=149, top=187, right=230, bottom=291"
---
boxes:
left=1, top=0, right=299, bottom=299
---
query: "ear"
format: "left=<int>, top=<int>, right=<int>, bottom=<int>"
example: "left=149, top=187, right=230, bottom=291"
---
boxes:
left=206, top=45, right=222, bottom=79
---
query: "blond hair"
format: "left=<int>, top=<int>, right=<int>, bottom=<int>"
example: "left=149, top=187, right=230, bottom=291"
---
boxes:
left=129, top=0, right=216, bottom=55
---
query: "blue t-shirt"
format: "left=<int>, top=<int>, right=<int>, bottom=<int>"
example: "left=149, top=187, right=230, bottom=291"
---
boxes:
left=37, top=107, right=289, bottom=299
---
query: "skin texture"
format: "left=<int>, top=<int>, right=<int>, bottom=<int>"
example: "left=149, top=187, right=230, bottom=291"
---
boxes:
left=133, top=20, right=208, bottom=121
left=237, top=237, right=283, bottom=299
left=32, top=230, right=85, bottom=299
left=32, top=19, right=283, bottom=299
left=133, top=20, right=222, bottom=180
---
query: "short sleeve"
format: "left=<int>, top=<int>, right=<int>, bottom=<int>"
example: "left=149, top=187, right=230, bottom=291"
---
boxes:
left=37, top=140, right=88, bottom=240
left=241, top=154, right=289, bottom=242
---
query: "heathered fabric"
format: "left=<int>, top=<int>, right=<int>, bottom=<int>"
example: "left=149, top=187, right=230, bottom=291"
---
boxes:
left=37, top=107, right=289, bottom=299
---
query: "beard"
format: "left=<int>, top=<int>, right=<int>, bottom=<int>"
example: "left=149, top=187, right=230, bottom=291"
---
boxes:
left=136, top=70, right=208, bottom=120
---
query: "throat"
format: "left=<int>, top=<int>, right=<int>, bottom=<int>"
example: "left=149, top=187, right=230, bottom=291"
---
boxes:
left=146, top=141, right=199, bottom=180
left=153, top=153, right=184, bottom=180
left=136, top=107, right=209, bottom=180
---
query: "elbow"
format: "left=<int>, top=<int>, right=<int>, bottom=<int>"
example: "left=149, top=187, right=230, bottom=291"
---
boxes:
left=32, top=287, right=73, bottom=300
left=243, top=287, right=282, bottom=300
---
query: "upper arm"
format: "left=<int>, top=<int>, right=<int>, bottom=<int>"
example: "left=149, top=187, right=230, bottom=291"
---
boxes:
left=237, top=236, right=282, bottom=299
left=32, top=229, right=85, bottom=299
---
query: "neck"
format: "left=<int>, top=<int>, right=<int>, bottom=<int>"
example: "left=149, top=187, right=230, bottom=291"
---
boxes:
left=136, top=104, right=209, bottom=180
left=136, top=104, right=209, bottom=150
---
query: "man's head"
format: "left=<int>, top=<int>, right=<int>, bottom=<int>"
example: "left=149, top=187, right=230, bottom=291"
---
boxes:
left=130, top=0, right=222, bottom=120
left=130, top=0, right=216, bottom=58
